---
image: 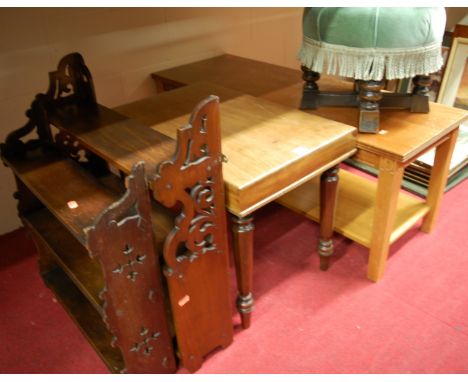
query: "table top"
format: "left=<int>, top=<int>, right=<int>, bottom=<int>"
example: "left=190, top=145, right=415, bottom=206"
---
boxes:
left=152, top=54, right=468, bottom=164
left=115, top=82, right=356, bottom=216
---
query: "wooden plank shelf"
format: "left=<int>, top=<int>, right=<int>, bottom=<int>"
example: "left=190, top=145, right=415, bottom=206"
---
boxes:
left=19, top=170, right=175, bottom=314
left=23, top=208, right=104, bottom=313
left=277, top=169, right=430, bottom=248
left=5, top=148, right=120, bottom=247
left=49, top=104, right=176, bottom=176
left=42, top=267, right=125, bottom=373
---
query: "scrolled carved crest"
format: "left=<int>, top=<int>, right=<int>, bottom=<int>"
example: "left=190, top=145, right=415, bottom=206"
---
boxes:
left=152, top=95, right=226, bottom=273
left=151, top=96, right=232, bottom=372
left=45, top=52, right=96, bottom=106
left=0, top=53, right=96, bottom=160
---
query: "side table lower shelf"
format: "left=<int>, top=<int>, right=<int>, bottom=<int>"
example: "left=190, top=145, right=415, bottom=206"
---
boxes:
left=277, top=169, right=430, bottom=248
left=42, top=267, right=124, bottom=372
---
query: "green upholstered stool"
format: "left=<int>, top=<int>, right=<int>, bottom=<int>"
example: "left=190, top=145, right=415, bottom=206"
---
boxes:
left=299, top=7, right=446, bottom=133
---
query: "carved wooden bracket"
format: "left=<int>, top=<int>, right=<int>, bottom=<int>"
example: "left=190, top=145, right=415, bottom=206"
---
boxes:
left=45, top=52, right=96, bottom=107
left=86, top=162, right=176, bottom=373
left=1, top=53, right=96, bottom=160
left=153, top=96, right=226, bottom=272
left=152, top=96, right=233, bottom=372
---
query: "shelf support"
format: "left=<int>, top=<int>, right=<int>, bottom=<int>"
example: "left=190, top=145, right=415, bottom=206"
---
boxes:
left=86, top=162, right=176, bottom=374
left=1, top=53, right=96, bottom=160
left=152, top=96, right=233, bottom=372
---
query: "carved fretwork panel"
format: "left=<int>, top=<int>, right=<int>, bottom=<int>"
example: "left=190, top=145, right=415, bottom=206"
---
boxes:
left=152, top=96, right=233, bottom=372
left=53, top=130, right=109, bottom=176
left=45, top=52, right=96, bottom=107
left=54, top=130, right=90, bottom=163
left=0, top=53, right=96, bottom=160
left=0, top=93, right=52, bottom=160
left=86, top=162, right=176, bottom=374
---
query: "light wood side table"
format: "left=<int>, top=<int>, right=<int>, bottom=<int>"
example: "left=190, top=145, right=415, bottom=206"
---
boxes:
left=151, top=54, right=468, bottom=282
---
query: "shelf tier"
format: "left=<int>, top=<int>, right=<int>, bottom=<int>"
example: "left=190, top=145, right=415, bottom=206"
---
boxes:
left=5, top=148, right=120, bottom=248
left=42, top=267, right=124, bottom=373
left=49, top=104, right=176, bottom=177
left=277, top=169, right=430, bottom=248
left=23, top=208, right=104, bottom=313
left=20, top=179, right=173, bottom=315
left=19, top=165, right=175, bottom=373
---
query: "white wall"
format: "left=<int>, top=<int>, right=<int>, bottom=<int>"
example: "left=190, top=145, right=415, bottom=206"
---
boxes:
left=445, top=8, right=468, bottom=30
left=0, top=7, right=303, bottom=235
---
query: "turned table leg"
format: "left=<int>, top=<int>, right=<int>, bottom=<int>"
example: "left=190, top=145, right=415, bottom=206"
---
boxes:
left=421, top=128, right=459, bottom=233
left=231, top=214, right=254, bottom=329
left=367, top=157, right=404, bottom=281
left=319, top=165, right=340, bottom=270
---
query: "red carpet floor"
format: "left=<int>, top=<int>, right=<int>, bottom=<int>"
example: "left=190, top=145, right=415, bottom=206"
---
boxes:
left=1, top=170, right=467, bottom=373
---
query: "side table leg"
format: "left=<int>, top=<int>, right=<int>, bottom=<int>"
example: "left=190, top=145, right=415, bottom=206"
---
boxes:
left=421, top=128, right=459, bottom=233
left=319, top=165, right=340, bottom=271
left=367, top=157, right=404, bottom=282
left=231, top=214, right=254, bottom=329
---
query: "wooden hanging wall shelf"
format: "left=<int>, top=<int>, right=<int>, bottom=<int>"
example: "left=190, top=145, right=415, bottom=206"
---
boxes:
left=1, top=53, right=233, bottom=373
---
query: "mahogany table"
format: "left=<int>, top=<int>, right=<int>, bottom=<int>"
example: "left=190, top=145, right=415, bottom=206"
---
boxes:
left=115, top=82, right=357, bottom=328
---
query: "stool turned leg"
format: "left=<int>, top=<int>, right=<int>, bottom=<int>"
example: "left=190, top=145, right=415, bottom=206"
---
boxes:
left=300, top=66, right=321, bottom=109
left=410, top=75, right=431, bottom=112
left=353, top=80, right=361, bottom=93
left=358, top=80, right=384, bottom=133
left=319, top=165, right=340, bottom=271
left=231, top=214, right=255, bottom=329
left=412, top=75, right=431, bottom=96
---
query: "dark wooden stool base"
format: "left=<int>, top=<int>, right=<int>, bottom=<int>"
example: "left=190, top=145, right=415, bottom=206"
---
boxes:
left=300, top=66, right=431, bottom=133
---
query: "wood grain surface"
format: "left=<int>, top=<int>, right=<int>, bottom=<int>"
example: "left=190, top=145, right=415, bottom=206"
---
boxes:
left=151, top=54, right=468, bottom=163
left=116, top=82, right=357, bottom=217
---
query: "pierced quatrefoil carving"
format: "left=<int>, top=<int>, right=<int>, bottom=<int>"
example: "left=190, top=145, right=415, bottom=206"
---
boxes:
left=112, top=243, right=146, bottom=282
left=129, top=326, right=161, bottom=357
